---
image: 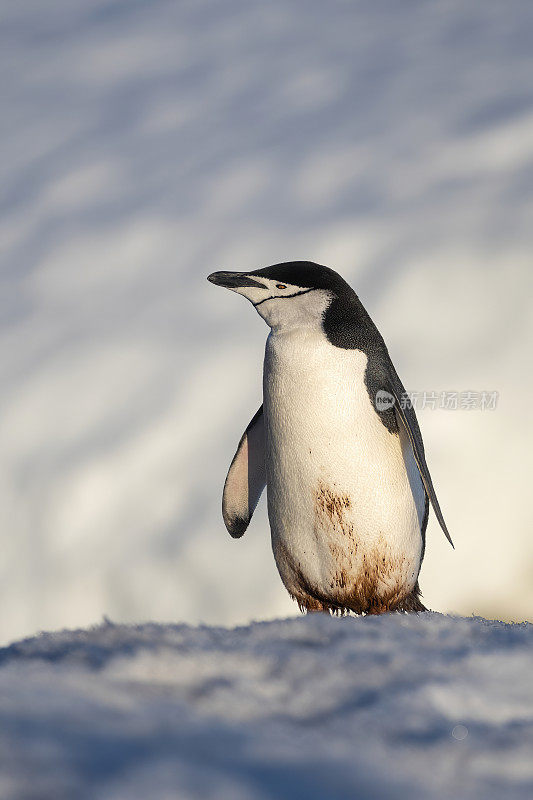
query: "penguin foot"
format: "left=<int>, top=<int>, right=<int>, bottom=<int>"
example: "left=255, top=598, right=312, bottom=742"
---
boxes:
left=290, top=581, right=427, bottom=616
left=291, top=591, right=347, bottom=615
left=360, top=581, right=427, bottom=614
left=393, top=581, right=427, bottom=613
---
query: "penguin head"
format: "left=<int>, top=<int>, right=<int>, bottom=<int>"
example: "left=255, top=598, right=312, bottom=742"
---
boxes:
left=207, top=261, right=351, bottom=330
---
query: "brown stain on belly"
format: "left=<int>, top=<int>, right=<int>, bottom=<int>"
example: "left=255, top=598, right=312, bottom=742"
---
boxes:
left=346, top=549, right=425, bottom=614
left=284, top=480, right=427, bottom=615
left=314, top=480, right=358, bottom=557
left=273, top=480, right=425, bottom=616
left=315, top=481, right=352, bottom=534
left=291, top=558, right=425, bottom=615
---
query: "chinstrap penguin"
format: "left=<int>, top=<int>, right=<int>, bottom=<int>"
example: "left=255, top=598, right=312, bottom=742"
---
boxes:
left=208, top=262, right=453, bottom=614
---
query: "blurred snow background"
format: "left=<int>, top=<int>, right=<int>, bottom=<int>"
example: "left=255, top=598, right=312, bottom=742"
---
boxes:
left=1, top=614, right=532, bottom=799
left=1, top=0, right=532, bottom=644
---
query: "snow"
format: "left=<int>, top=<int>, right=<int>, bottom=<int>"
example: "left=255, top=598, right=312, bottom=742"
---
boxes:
left=1, top=0, right=533, bottom=644
left=0, top=613, right=531, bottom=799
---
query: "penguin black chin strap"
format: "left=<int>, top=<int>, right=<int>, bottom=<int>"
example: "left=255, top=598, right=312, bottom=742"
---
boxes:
left=253, top=287, right=316, bottom=308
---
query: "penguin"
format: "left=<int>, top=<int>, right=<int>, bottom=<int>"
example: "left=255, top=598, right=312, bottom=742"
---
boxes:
left=207, top=262, right=453, bottom=614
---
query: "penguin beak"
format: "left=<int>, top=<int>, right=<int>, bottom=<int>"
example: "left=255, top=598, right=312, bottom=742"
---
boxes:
left=207, top=271, right=263, bottom=289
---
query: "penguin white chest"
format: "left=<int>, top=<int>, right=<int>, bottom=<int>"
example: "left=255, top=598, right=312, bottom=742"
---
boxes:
left=263, top=328, right=424, bottom=612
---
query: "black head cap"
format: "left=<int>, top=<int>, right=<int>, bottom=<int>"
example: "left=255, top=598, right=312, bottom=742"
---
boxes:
left=249, top=261, right=352, bottom=294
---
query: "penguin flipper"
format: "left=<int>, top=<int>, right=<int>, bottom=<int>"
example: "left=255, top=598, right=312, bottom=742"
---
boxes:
left=222, top=405, right=266, bottom=538
left=388, top=371, right=454, bottom=549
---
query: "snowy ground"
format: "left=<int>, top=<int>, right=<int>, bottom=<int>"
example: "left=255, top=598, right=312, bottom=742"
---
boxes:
left=0, top=613, right=531, bottom=799
left=1, top=0, right=533, bottom=644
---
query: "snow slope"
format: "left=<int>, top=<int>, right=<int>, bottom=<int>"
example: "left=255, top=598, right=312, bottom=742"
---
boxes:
left=1, top=0, right=533, bottom=643
left=0, top=613, right=531, bottom=799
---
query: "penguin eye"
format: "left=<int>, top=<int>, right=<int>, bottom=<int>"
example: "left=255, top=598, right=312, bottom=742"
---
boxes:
left=276, top=283, right=287, bottom=290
